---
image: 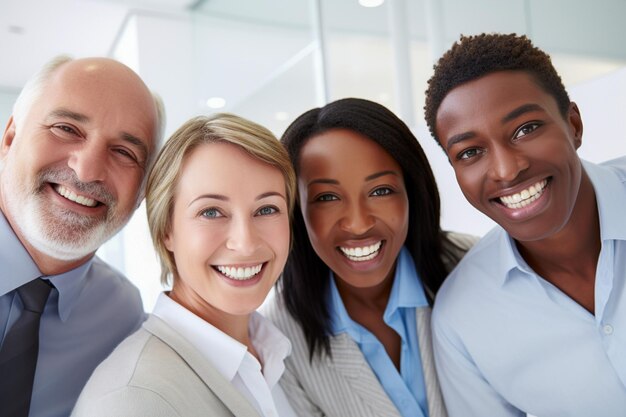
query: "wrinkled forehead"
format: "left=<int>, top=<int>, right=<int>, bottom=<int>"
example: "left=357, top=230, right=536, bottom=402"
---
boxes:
left=41, top=61, right=158, bottom=151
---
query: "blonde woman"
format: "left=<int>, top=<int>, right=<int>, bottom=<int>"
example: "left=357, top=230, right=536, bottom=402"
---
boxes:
left=72, top=114, right=297, bottom=417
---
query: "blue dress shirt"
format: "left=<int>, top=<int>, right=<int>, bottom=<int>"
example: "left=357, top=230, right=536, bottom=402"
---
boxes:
left=0, top=212, right=146, bottom=417
left=432, top=157, right=626, bottom=417
left=328, top=247, right=430, bottom=417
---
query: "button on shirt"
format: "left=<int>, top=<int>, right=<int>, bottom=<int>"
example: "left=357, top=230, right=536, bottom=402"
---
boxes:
left=328, top=247, right=430, bottom=417
left=152, top=293, right=297, bottom=417
left=432, top=157, right=626, bottom=417
left=0, top=211, right=145, bottom=417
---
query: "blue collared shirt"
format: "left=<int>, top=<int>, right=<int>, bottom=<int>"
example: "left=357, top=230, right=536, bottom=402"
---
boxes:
left=328, top=247, right=430, bottom=417
left=432, top=157, right=626, bottom=417
left=0, top=212, right=146, bottom=417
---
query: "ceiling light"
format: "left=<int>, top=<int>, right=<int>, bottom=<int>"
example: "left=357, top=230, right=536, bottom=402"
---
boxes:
left=275, top=111, right=289, bottom=121
left=206, top=97, right=226, bottom=109
left=359, top=0, right=385, bottom=7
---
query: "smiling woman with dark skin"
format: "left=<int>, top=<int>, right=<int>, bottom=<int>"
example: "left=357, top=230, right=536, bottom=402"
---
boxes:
left=264, top=98, right=476, bottom=417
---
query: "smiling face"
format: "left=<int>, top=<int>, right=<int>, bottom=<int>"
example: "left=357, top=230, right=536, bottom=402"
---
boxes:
left=435, top=70, right=584, bottom=242
left=297, top=129, right=409, bottom=289
left=164, top=142, right=290, bottom=320
left=0, top=58, right=157, bottom=269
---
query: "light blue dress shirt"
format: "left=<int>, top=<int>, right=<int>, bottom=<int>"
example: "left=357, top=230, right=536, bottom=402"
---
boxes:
left=432, top=157, right=626, bottom=417
left=0, top=211, right=146, bottom=417
left=328, top=247, right=430, bottom=417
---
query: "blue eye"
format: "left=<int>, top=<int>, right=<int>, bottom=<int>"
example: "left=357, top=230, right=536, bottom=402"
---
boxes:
left=256, top=206, right=278, bottom=216
left=371, top=187, right=393, bottom=196
left=201, top=208, right=222, bottom=218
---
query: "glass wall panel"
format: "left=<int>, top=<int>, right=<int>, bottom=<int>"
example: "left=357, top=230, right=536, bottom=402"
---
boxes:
left=322, top=0, right=397, bottom=111
left=192, top=0, right=316, bottom=137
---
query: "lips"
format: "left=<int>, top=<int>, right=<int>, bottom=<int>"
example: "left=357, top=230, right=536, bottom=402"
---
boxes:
left=215, top=263, right=264, bottom=280
left=339, top=241, right=382, bottom=262
left=498, top=179, right=549, bottom=209
left=54, top=184, right=99, bottom=207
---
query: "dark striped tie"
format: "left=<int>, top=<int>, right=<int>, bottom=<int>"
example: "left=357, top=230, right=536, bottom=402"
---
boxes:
left=0, top=279, right=52, bottom=417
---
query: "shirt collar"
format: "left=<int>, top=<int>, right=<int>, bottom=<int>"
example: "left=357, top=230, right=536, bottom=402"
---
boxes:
left=328, top=246, right=428, bottom=337
left=487, top=228, right=529, bottom=286
left=152, top=293, right=290, bottom=386
left=153, top=293, right=247, bottom=381
left=0, top=210, right=41, bottom=295
left=582, top=159, right=626, bottom=241
left=47, top=261, right=93, bottom=322
left=328, top=277, right=355, bottom=338
left=0, top=209, right=93, bottom=321
left=248, top=312, right=292, bottom=388
left=387, top=247, right=429, bottom=311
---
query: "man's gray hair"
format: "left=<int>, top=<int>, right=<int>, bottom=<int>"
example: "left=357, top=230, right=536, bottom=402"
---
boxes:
left=10, top=55, right=166, bottom=170
left=12, top=55, right=73, bottom=132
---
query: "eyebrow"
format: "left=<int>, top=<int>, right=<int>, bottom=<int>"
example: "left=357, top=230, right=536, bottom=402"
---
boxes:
left=365, top=170, right=400, bottom=181
left=444, top=103, right=546, bottom=152
left=307, top=170, right=400, bottom=187
left=47, top=108, right=89, bottom=123
left=308, top=178, right=339, bottom=187
left=257, top=191, right=287, bottom=201
left=502, top=103, right=544, bottom=123
left=47, top=108, right=149, bottom=163
left=189, top=194, right=228, bottom=207
left=188, top=191, right=286, bottom=207
left=445, top=132, right=475, bottom=152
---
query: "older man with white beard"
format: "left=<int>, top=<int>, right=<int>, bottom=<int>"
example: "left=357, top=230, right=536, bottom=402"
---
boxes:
left=0, top=56, right=163, bottom=417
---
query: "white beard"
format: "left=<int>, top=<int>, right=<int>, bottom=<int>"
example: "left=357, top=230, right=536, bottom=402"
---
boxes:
left=1, top=166, right=131, bottom=261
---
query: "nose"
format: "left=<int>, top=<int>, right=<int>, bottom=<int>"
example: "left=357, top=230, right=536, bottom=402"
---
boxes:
left=67, top=142, right=107, bottom=183
left=225, top=216, right=261, bottom=256
left=339, top=200, right=375, bottom=236
left=487, top=144, right=529, bottom=183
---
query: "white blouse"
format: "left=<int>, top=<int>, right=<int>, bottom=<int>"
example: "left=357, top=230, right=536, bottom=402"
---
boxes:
left=152, top=293, right=297, bottom=417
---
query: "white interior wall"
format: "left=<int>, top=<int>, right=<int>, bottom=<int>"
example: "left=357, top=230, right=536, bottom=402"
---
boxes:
left=570, top=66, right=626, bottom=163
left=0, top=91, right=18, bottom=132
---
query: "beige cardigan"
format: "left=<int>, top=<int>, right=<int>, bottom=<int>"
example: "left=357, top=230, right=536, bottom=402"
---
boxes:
left=72, top=315, right=261, bottom=417
left=265, top=232, right=476, bottom=417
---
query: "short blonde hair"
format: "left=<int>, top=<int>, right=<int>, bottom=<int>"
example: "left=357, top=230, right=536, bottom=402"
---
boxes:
left=146, top=113, right=296, bottom=286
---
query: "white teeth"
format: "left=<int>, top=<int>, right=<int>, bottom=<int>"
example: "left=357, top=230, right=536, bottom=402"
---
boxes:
left=499, top=180, right=548, bottom=209
left=339, top=241, right=382, bottom=262
left=55, top=185, right=97, bottom=207
left=216, top=264, right=263, bottom=280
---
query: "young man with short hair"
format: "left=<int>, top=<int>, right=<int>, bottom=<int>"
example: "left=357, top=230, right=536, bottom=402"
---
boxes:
left=426, top=33, right=626, bottom=416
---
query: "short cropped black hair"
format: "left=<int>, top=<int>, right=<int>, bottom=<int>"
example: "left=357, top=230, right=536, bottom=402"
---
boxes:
left=424, top=33, right=570, bottom=144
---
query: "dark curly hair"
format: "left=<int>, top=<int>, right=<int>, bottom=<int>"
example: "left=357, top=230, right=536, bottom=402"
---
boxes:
left=424, top=33, right=570, bottom=144
left=279, top=97, right=464, bottom=360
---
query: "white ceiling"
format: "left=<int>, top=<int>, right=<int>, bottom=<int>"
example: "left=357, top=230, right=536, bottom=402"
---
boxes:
left=0, top=0, right=192, bottom=91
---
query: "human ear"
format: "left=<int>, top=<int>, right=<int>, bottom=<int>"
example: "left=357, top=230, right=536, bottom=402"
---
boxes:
left=163, top=229, right=174, bottom=252
left=567, top=102, right=584, bottom=149
left=1, top=116, right=17, bottom=157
